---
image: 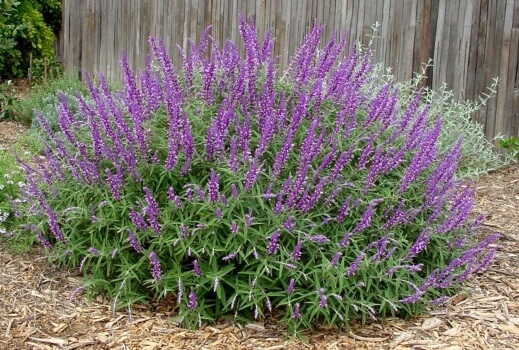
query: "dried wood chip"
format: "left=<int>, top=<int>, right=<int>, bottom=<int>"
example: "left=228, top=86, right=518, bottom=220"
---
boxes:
left=244, top=323, right=265, bottom=331
left=348, top=331, right=388, bottom=342
left=389, top=332, right=414, bottom=348
left=443, top=325, right=462, bottom=337
left=421, top=317, right=443, bottom=330
left=500, top=324, right=519, bottom=335
left=28, top=336, right=68, bottom=346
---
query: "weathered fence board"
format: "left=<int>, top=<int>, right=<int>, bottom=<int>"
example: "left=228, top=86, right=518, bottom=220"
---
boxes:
left=61, top=0, right=519, bottom=140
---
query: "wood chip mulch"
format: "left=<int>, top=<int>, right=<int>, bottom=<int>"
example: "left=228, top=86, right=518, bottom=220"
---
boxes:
left=1, top=121, right=518, bottom=349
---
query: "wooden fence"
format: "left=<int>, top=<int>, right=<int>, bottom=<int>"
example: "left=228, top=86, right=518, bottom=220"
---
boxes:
left=61, top=0, right=519, bottom=140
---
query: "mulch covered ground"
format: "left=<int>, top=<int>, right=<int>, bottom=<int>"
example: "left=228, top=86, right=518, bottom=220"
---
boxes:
left=1, top=121, right=518, bottom=350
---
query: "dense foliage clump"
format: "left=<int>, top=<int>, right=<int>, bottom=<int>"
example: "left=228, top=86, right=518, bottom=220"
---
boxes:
left=0, top=0, right=61, bottom=80
left=13, top=19, right=498, bottom=331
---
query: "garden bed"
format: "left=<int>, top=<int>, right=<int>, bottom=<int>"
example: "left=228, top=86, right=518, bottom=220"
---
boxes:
left=0, top=121, right=518, bottom=349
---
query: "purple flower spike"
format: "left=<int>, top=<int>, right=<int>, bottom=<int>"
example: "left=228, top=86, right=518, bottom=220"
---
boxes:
left=193, top=260, right=202, bottom=277
left=231, top=183, right=239, bottom=198
left=231, top=221, right=239, bottom=234
left=331, top=252, right=342, bottom=267
left=130, top=208, right=148, bottom=231
left=408, top=228, right=432, bottom=259
left=149, top=251, right=163, bottom=281
left=287, top=278, right=296, bottom=294
left=215, top=206, right=223, bottom=220
left=293, top=303, right=301, bottom=320
left=268, top=230, right=282, bottom=255
left=245, top=211, right=254, bottom=227
left=305, top=234, right=330, bottom=244
left=319, top=290, right=328, bottom=308
left=353, top=203, right=376, bottom=233
left=208, top=169, right=220, bottom=202
left=143, top=187, right=162, bottom=234
left=128, top=229, right=142, bottom=253
left=222, top=251, right=239, bottom=261
left=347, top=252, right=366, bottom=276
left=88, top=247, right=100, bottom=255
left=283, top=216, right=296, bottom=232
left=292, top=241, right=303, bottom=260
left=188, top=290, right=198, bottom=310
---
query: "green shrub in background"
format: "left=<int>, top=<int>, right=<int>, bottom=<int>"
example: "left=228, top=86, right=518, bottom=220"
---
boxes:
left=4, top=75, right=89, bottom=152
left=13, top=19, right=499, bottom=333
left=0, top=0, right=61, bottom=81
left=0, top=80, right=18, bottom=120
left=498, top=136, right=519, bottom=158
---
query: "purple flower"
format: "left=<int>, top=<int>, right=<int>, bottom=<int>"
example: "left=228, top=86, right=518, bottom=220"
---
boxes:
left=143, top=187, right=162, bottom=234
left=105, top=168, right=123, bottom=200
left=208, top=169, right=220, bottom=202
left=292, top=241, right=303, bottom=260
left=331, top=252, right=342, bottom=267
left=268, top=230, right=282, bottom=255
left=339, top=232, right=352, bottom=248
left=336, top=198, right=350, bottom=223
left=347, top=252, right=366, bottom=276
left=188, top=290, right=198, bottom=310
left=293, top=303, right=301, bottom=320
left=265, top=296, right=272, bottom=312
left=273, top=128, right=295, bottom=176
left=195, top=185, right=205, bottom=201
left=318, top=288, right=328, bottom=308
left=353, top=202, right=376, bottom=233
left=28, top=186, right=66, bottom=243
left=474, top=247, right=497, bottom=273
left=244, top=156, right=262, bottom=190
left=167, top=187, right=182, bottom=207
left=222, top=251, right=239, bottom=261
left=283, top=216, right=296, bottom=232
left=180, top=224, right=189, bottom=237
left=220, top=194, right=228, bottom=206
left=177, top=277, right=183, bottom=305
left=407, top=228, right=431, bottom=259
left=215, top=206, right=223, bottom=220
left=88, top=247, right=100, bottom=255
left=69, top=286, right=85, bottom=302
left=128, top=229, right=142, bottom=253
left=287, top=278, right=296, bottom=294
left=231, top=183, right=239, bottom=198
left=230, top=221, right=239, bottom=234
left=129, top=208, right=148, bottom=231
left=305, top=234, right=330, bottom=244
left=263, top=183, right=275, bottom=199
left=229, top=136, right=239, bottom=173
left=193, top=260, right=202, bottom=277
left=245, top=211, right=254, bottom=227
left=372, top=235, right=391, bottom=261
left=31, top=225, right=52, bottom=250
left=149, top=251, right=163, bottom=281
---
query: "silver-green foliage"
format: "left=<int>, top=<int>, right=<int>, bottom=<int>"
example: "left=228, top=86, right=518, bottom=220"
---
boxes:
left=376, top=63, right=510, bottom=178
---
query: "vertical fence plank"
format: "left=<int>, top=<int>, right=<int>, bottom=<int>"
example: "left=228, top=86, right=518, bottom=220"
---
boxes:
left=495, top=0, right=516, bottom=138
left=509, top=1, right=519, bottom=136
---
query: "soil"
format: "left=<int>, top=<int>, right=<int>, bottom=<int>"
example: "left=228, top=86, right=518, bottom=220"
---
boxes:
left=0, top=121, right=518, bottom=350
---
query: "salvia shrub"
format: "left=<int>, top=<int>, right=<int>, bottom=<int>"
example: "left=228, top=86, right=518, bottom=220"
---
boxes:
left=14, top=19, right=498, bottom=331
